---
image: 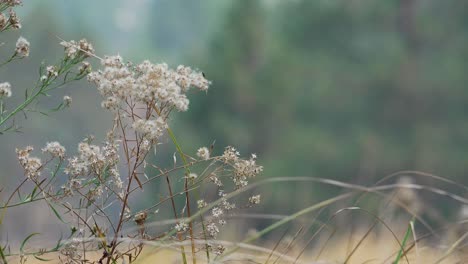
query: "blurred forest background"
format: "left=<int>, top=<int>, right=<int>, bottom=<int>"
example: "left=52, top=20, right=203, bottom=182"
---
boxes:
left=2, top=0, right=468, bottom=242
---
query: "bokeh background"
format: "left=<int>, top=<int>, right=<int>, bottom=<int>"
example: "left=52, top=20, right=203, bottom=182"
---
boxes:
left=2, top=0, right=468, bottom=245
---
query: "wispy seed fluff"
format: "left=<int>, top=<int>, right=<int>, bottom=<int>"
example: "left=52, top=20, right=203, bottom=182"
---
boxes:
left=0, top=82, right=12, bottom=98
left=8, top=9, right=21, bottom=29
left=63, top=95, right=72, bottom=107
left=87, top=55, right=211, bottom=113
left=132, top=117, right=167, bottom=141
left=16, top=146, right=42, bottom=179
left=15, top=36, right=30, bottom=57
left=197, top=147, right=210, bottom=160
left=60, top=39, right=95, bottom=59
left=0, top=13, right=5, bottom=29
left=249, top=194, right=261, bottom=205
left=42, top=141, right=66, bottom=158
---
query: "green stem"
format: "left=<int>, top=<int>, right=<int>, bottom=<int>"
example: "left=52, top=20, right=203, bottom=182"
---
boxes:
left=0, top=87, right=42, bottom=128
left=166, top=126, right=196, bottom=264
left=0, top=55, right=16, bottom=68
left=0, top=68, right=78, bottom=129
left=394, top=220, right=413, bottom=264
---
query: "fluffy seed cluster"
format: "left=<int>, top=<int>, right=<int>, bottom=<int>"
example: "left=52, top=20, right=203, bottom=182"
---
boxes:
left=132, top=117, right=167, bottom=142
left=197, top=147, right=263, bottom=244
left=15, top=36, right=29, bottom=57
left=197, top=147, right=210, bottom=160
left=63, top=138, right=122, bottom=199
left=78, top=61, right=91, bottom=74
left=248, top=194, right=261, bottom=205
left=60, top=39, right=95, bottom=59
left=63, top=95, right=72, bottom=107
left=175, top=221, right=188, bottom=232
left=1, top=0, right=22, bottom=6
left=133, top=211, right=148, bottom=226
left=16, top=146, right=42, bottom=179
left=221, top=146, right=240, bottom=163
left=197, top=199, right=207, bottom=209
left=0, top=13, right=4, bottom=29
left=219, top=147, right=263, bottom=188
left=206, top=222, right=220, bottom=238
left=232, top=154, right=263, bottom=188
left=187, top=173, right=198, bottom=180
left=45, top=65, right=58, bottom=78
left=42, top=141, right=66, bottom=158
left=0, top=82, right=12, bottom=98
left=88, top=55, right=210, bottom=113
left=0, top=9, right=21, bottom=30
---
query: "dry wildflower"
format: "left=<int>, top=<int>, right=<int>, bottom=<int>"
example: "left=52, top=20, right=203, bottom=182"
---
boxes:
left=176, top=65, right=210, bottom=91
left=2, top=0, right=22, bottom=7
left=211, top=207, right=224, bottom=218
left=46, top=65, right=58, bottom=77
left=61, top=40, right=77, bottom=58
left=15, top=36, right=29, bottom=57
left=221, top=146, right=240, bottom=162
left=231, top=154, right=263, bottom=188
left=86, top=186, right=103, bottom=202
left=100, top=96, right=120, bottom=111
left=209, top=174, right=223, bottom=187
left=221, top=199, right=236, bottom=210
left=132, top=117, right=167, bottom=141
left=78, top=39, right=94, bottom=57
left=88, top=55, right=210, bottom=114
left=61, top=185, right=73, bottom=197
left=78, top=142, right=104, bottom=165
left=197, top=199, right=207, bottom=209
left=197, top=147, right=210, bottom=160
left=206, top=222, right=219, bottom=238
left=134, top=211, right=148, bottom=226
left=8, top=9, right=20, bottom=29
left=248, top=194, right=261, bottom=205
left=16, top=146, right=42, bottom=179
left=0, top=13, right=6, bottom=29
left=78, top=61, right=91, bottom=74
left=60, top=39, right=94, bottom=59
left=64, top=156, right=88, bottom=176
left=63, top=95, right=72, bottom=107
left=60, top=243, right=80, bottom=260
left=0, top=82, right=12, bottom=98
left=175, top=221, right=188, bottom=232
left=42, top=141, right=66, bottom=158
left=187, top=173, right=197, bottom=180
left=64, top=140, right=109, bottom=177
left=234, top=154, right=263, bottom=178
left=213, top=245, right=225, bottom=255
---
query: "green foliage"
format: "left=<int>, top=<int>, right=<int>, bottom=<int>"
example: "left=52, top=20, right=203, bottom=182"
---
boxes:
left=176, top=0, right=468, bottom=214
